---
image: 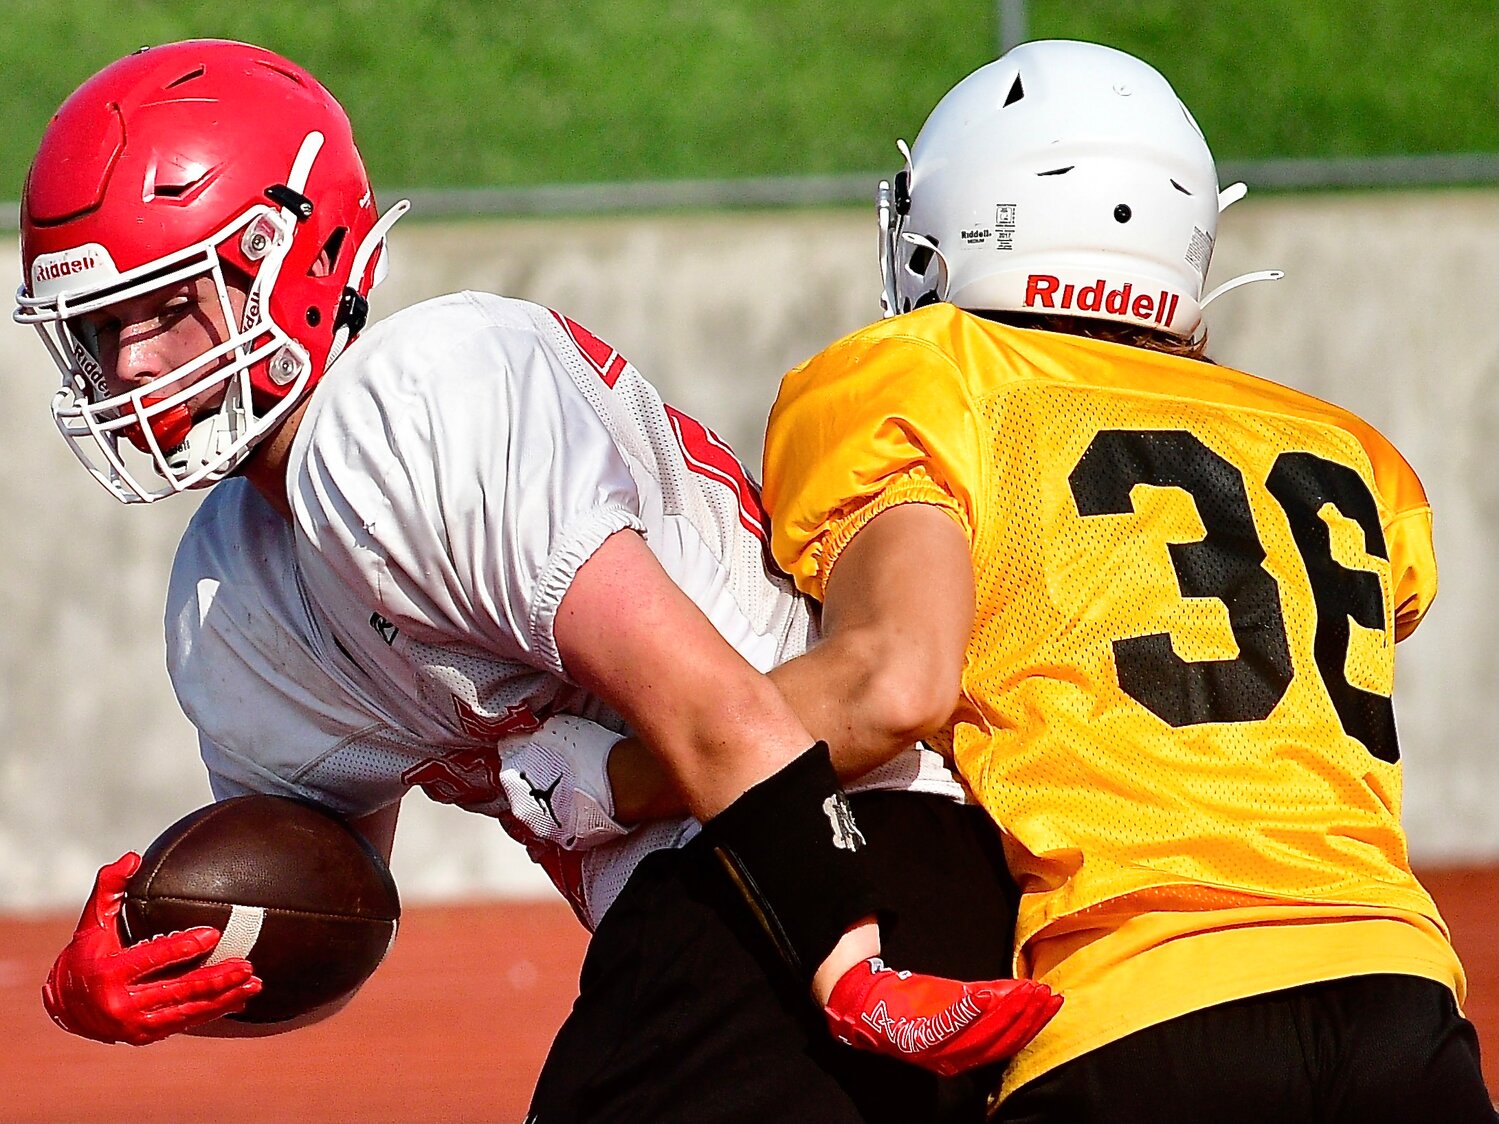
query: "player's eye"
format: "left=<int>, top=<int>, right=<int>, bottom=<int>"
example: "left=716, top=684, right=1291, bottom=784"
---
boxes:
left=68, top=315, right=117, bottom=361
left=159, top=297, right=196, bottom=322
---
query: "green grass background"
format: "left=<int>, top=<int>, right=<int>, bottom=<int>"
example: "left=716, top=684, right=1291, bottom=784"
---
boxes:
left=1, top=1, right=1493, bottom=195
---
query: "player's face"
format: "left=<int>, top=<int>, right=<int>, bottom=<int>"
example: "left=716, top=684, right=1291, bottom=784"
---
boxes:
left=73, top=272, right=249, bottom=406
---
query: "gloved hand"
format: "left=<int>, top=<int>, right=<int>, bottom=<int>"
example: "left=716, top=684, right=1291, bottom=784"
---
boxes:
left=41, top=852, right=261, bottom=1045
left=496, top=715, right=631, bottom=849
left=824, top=957, right=1062, bottom=1076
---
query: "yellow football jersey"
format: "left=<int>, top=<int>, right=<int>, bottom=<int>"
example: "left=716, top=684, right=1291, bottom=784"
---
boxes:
left=764, top=304, right=1464, bottom=1098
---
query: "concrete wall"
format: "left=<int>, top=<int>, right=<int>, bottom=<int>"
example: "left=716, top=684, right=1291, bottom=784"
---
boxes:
left=1, top=189, right=1494, bottom=910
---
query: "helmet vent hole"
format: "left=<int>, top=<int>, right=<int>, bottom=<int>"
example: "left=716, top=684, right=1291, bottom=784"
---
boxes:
left=1171, top=179, right=1191, bottom=195
left=1003, top=75, right=1025, bottom=107
left=310, top=227, right=348, bottom=278
left=1037, top=166, right=1074, bottom=177
left=256, top=60, right=308, bottom=86
left=164, top=66, right=205, bottom=89
left=152, top=176, right=204, bottom=199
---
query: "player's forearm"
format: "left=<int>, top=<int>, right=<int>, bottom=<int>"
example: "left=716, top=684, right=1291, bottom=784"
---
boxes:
left=769, top=630, right=953, bottom=780
left=603, top=653, right=929, bottom=823
left=557, top=529, right=819, bottom=820
left=776, top=503, right=975, bottom=777
left=602, top=608, right=960, bottom=825
left=641, top=677, right=814, bottom=819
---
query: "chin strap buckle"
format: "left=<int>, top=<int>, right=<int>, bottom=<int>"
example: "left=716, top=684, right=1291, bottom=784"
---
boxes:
left=335, top=287, right=369, bottom=335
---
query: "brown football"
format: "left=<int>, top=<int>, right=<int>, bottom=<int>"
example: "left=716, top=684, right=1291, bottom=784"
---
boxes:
left=121, top=794, right=400, bottom=1023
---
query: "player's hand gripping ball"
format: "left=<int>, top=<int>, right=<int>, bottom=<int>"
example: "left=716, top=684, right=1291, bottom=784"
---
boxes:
left=43, top=795, right=400, bottom=1044
left=122, top=795, right=401, bottom=1025
left=42, top=851, right=260, bottom=1045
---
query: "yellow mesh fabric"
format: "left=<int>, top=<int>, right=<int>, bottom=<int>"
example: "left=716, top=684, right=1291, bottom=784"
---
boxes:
left=764, top=305, right=1461, bottom=1096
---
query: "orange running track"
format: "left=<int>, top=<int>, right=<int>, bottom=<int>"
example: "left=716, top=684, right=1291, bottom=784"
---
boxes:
left=4, top=866, right=1493, bottom=1122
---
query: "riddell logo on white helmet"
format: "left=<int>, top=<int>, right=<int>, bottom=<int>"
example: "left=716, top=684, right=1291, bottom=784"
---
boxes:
left=30, top=243, right=118, bottom=299
left=1024, top=274, right=1182, bottom=328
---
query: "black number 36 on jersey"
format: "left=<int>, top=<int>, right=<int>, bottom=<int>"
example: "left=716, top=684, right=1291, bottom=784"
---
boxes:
left=1069, top=429, right=1398, bottom=762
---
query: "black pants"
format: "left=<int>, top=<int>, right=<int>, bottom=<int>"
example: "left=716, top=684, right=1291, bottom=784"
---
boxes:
left=527, top=792, right=1020, bottom=1124
left=994, top=973, right=1496, bottom=1124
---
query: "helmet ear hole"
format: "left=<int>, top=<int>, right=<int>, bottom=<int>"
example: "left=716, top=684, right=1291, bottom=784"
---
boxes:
left=908, top=245, right=933, bottom=276
left=309, top=227, right=347, bottom=278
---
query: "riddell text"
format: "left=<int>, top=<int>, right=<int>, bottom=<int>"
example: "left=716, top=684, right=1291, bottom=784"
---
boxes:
left=1024, top=274, right=1180, bottom=327
left=34, top=254, right=98, bottom=283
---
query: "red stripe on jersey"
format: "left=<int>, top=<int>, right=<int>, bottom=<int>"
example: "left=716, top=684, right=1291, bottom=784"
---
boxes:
left=549, top=308, right=625, bottom=388
left=665, top=404, right=770, bottom=544
left=453, top=698, right=542, bottom=742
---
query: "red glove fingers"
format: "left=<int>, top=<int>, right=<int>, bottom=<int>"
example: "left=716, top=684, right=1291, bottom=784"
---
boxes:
left=41, top=853, right=262, bottom=1045
left=824, top=957, right=1063, bottom=1077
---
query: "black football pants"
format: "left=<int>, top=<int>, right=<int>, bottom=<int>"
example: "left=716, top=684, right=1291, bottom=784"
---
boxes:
left=994, top=973, right=1496, bottom=1124
left=526, top=792, right=1020, bottom=1124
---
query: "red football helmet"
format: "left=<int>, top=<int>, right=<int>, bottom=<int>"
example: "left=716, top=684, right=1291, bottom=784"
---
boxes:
left=14, top=40, right=408, bottom=502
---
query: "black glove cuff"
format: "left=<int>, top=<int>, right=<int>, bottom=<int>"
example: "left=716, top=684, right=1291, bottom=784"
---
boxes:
left=700, top=742, right=882, bottom=978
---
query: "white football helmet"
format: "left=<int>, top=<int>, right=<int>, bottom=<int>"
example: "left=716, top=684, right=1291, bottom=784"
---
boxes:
left=878, top=40, right=1279, bottom=335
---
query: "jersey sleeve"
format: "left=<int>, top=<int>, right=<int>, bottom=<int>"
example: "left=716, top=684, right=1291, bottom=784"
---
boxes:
left=449, top=328, right=647, bottom=676
left=1351, top=419, right=1438, bottom=640
left=1384, top=504, right=1437, bottom=641
left=292, top=294, right=646, bottom=679
left=763, top=331, right=983, bottom=600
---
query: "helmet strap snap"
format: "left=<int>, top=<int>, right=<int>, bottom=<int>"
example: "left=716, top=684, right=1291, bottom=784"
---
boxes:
left=240, top=214, right=284, bottom=261
left=264, top=183, right=315, bottom=221
left=335, top=287, right=369, bottom=335
left=266, top=341, right=310, bottom=387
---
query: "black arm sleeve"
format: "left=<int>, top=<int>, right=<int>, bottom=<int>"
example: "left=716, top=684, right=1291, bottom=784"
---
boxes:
left=698, top=742, right=884, bottom=979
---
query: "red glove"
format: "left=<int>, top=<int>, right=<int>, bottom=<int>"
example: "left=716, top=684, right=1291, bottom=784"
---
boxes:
left=824, top=957, right=1062, bottom=1076
left=41, top=853, right=261, bottom=1045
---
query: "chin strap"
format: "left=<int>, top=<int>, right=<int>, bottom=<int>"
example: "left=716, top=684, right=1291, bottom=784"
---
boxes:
left=877, top=139, right=916, bottom=318
left=1218, top=182, right=1248, bottom=211
left=1200, top=180, right=1284, bottom=310
left=900, top=231, right=948, bottom=311
left=1201, top=268, right=1284, bottom=309
left=876, top=179, right=897, bottom=318
left=326, top=198, right=411, bottom=369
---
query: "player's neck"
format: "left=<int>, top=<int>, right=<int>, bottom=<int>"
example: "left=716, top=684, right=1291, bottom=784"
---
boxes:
left=241, top=395, right=312, bottom=522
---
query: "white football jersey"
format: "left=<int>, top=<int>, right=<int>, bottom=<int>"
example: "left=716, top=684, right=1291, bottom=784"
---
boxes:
left=167, top=292, right=961, bottom=928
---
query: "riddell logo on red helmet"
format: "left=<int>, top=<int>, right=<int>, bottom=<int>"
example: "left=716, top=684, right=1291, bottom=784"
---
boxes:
left=34, top=252, right=99, bottom=284
left=30, top=243, right=116, bottom=296
left=1024, top=274, right=1181, bottom=328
